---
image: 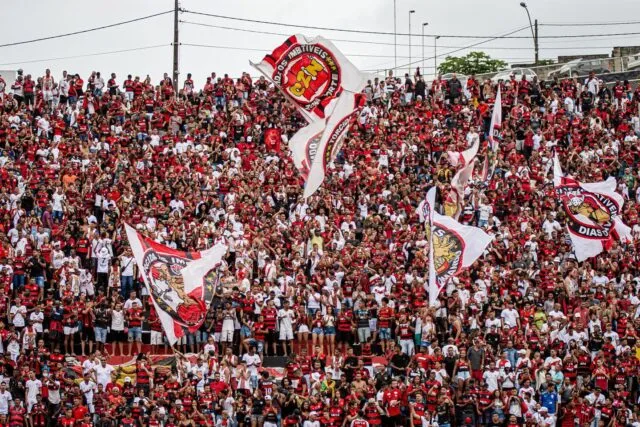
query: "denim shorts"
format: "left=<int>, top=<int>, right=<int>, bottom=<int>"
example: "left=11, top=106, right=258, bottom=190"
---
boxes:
left=379, top=327, right=391, bottom=340
left=128, top=327, right=142, bottom=341
left=324, top=326, right=336, bottom=335
left=94, top=327, right=108, bottom=343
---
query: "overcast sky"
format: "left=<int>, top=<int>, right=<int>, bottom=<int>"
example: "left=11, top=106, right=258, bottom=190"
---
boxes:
left=1, top=0, right=640, bottom=87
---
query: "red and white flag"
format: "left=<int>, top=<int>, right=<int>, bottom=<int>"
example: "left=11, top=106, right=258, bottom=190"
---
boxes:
left=448, top=159, right=476, bottom=219
left=288, top=119, right=324, bottom=180
left=301, top=92, right=364, bottom=198
left=251, top=34, right=368, bottom=123
left=553, top=155, right=632, bottom=262
left=125, top=224, right=227, bottom=346
left=420, top=187, right=493, bottom=306
left=481, top=87, right=502, bottom=182
left=447, top=138, right=479, bottom=168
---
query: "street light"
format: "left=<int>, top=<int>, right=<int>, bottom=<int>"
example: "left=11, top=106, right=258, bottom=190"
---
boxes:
left=422, top=22, right=429, bottom=73
left=519, top=2, right=539, bottom=64
left=434, top=35, right=441, bottom=76
left=408, top=10, right=415, bottom=76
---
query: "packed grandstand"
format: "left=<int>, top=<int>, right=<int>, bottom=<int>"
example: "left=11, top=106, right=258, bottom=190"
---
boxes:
left=0, top=58, right=638, bottom=427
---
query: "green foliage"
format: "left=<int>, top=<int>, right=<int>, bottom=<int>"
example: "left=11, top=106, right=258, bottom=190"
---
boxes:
left=437, top=51, right=508, bottom=75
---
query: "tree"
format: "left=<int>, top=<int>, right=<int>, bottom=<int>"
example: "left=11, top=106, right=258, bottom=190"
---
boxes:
left=437, top=51, right=508, bottom=75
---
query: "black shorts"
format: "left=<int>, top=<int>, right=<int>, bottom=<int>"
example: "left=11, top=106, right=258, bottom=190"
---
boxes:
left=81, top=325, right=95, bottom=341
left=336, top=330, right=352, bottom=343
left=266, top=331, right=278, bottom=343
left=110, top=330, right=127, bottom=342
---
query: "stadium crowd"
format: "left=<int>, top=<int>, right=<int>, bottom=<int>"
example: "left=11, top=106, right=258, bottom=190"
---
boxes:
left=0, top=65, right=638, bottom=427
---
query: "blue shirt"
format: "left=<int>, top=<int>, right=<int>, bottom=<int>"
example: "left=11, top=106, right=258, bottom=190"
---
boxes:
left=540, top=391, right=558, bottom=414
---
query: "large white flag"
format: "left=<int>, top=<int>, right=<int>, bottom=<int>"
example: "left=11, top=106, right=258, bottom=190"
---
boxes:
left=125, top=224, right=227, bottom=346
left=481, top=87, right=502, bottom=182
left=447, top=138, right=479, bottom=168
left=288, top=118, right=325, bottom=180
left=302, top=92, right=363, bottom=198
left=553, top=155, right=632, bottom=262
left=448, top=159, right=476, bottom=219
left=421, top=187, right=493, bottom=306
left=251, top=34, right=368, bottom=123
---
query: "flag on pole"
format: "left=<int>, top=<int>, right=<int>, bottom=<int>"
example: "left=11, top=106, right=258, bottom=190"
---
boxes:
left=302, top=92, right=364, bottom=198
left=448, top=159, right=476, bottom=219
left=481, top=87, right=502, bottom=182
left=125, top=224, right=227, bottom=346
left=424, top=187, right=439, bottom=307
left=251, top=34, right=368, bottom=123
left=421, top=187, right=493, bottom=306
left=552, top=155, right=632, bottom=262
left=447, top=138, right=479, bottom=168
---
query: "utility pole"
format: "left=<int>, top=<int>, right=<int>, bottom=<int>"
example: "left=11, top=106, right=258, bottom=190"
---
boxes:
left=434, top=36, right=440, bottom=76
left=534, top=19, right=539, bottom=65
left=393, top=0, right=397, bottom=70
left=408, top=10, right=415, bottom=76
left=173, top=0, right=179, bottom=92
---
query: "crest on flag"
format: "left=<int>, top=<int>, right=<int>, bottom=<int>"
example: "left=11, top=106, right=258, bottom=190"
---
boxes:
left=125, top=224, right=227, bottom=345
left=420, top=187, right=492, bottom=306
left=274, top=44, right=341, bottom=107
left=141, top=248, right=218, bottom=329
left=556, top=180, right=618, bottom=239
left=552, top=154, right=632, bottom=261
left=426, top=224, right=465, bottom=286
left=252, top=34, right=367, bottom=122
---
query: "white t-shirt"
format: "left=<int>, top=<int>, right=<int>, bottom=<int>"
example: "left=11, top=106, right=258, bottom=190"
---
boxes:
left=25, top=379, right=41, bottom=402
left=29, top=311, right=44, bottom=333
left=278, top=309, right=295, bottom=330
left=123, top=298, right=142, bottom=310
left=483, top=369, right=501, bottom=391
left=120, top=256, right=135, bottom=277
left=242, top=353, right=261, bottom=376
left=0, top=390, right=11, bottom=414
left=79, top=380, right=96, bottom=403
left=500, top=308, right=519, bottom=328
left=10, top=305, right=26, bottom=327
left=82, top=359, right=97, bottom=375
left=96, top=249, right=111, bottom=274
left=94, top=365, right=115, bottom=389
left=51, top=193, right=65, bottom=211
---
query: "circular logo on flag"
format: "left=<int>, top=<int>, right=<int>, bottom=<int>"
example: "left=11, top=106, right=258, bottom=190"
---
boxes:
left=427, top=224, right=464, bottom=284
left=273, top=43, right=341, bottom=112
left=556, top=183, right=618, bottom=239
left=143, top=250, right=211, bottom=328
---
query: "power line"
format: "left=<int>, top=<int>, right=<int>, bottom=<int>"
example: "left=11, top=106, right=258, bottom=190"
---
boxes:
left=388, top=26, right=531, bottom=72
left=182, top=9, right=640, bottom=40
left=182, top=9, right=533, bottom=39
left=182, top=22, right=638, bottom=52
left=0, top=44, right=170, bottom=67
left=542, top=20, right=640, bottom=27
left=0, top=10, right=172, bottom=49
left=181, top=42, right=413, bottom=59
